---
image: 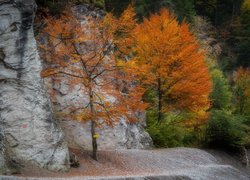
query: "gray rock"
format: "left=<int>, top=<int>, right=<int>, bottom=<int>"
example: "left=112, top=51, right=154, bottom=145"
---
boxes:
left=0, top=128, right=7, bottom=174
left=45, top=78, right=153, bottom=150
left=60, top=119, right=153, bottom=150
left=0, top=0, right=69, bottom=171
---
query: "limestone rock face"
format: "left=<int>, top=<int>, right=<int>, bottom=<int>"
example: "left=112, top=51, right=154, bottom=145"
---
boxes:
left=0, top=128, right=7, bottom=174
left=0, top=0, right=69, bottom=171
left=43, top=4, right=153, bottom=150
left=61, top=119, right=153, bottom=150
left=46, top=73, right=153, bottom=150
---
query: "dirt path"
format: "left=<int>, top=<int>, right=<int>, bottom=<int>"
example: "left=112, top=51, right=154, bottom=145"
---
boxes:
left=1, top=148, right=249, bottom=180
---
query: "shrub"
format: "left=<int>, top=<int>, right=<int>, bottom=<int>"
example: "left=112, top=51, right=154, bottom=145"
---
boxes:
left=210, top=69, right=232, bottom=110
left=206, top=110, right=249, bottom=150
left=146, top=110, right=200, bottom=147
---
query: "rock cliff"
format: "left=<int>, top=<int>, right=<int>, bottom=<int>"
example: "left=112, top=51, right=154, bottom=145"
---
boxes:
left=0, top=0, right=69, bottom=171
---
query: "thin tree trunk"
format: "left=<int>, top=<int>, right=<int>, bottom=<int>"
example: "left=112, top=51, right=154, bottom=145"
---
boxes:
left=104, top=0, right=107, bottom=11
left=91, top=120, right=97, bottom=160
left=89, top=84, right=98, bottom=161
left=157, top=78, right=163, bottom=124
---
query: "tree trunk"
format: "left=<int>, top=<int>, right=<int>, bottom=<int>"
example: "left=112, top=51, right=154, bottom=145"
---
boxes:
left=89, top=85, right=98, bottom=161
left=157, top=78, right=163, bottom=123
left=104, top=0, right=109, bottom=11
left=91, top=120, right=97, bottom=161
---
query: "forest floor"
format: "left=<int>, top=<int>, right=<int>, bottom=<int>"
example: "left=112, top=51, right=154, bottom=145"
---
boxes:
left=1, top=148, right=250, bottom=180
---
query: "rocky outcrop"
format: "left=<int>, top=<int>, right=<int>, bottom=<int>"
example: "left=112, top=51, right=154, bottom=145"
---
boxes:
left=0, top=128, right=7, bottom=174
left=0, top=0, right=69, bottom=171
left=192, top=16, right=222, bottom=58
left=61, top=119, right=153, bottom=150
left=41, top=4, right=153, bottom=151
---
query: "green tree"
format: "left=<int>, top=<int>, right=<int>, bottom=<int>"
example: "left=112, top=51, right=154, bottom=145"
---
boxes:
left=236, top=0, right=250, bottom=67
left=195, top=0, right=243, bottom=26
left=206, top=66, right=250, bottom=151
left=104, top=0, right=196, bottom=22
left=172, top=0, right=196, bottom=22
left=206, top=110, right=249, bottom=149
left=210, top=69, right=232, bottom=110
left=146, top=110, right=191, bottom=148
left=233, top=67, right=250, bottom=115
left=134, top=0, right=195, bottom=22
left=105, top=0, right=132, bottom=17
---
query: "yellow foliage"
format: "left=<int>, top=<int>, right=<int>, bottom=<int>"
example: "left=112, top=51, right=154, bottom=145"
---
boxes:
left=93, top=134, right=100, bottom=139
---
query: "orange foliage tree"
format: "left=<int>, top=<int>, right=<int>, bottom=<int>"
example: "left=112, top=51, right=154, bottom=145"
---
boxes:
left=129, top=9, right=212, bottom=125
left=41, top=9, right=146, bottom=160
left=112, top=5, right=137, bottom=60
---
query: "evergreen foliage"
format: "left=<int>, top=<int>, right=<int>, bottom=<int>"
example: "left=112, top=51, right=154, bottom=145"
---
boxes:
left=233, top=67, right=250, bottom=115
left=236, top=1, right=250, bottom=67
left=210, top=69, right=232, bottom=110
left=206, top=110, right=249, bottom=149
left=146, top=110, right=192, bottom=147
left=105, top=0, right=131, bottom=17
left=135, top=0, right=196, bottom=22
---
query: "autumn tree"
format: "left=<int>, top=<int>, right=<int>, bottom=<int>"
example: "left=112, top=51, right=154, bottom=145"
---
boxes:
left=112, top=5, right=137, bottom=60
left=41, top=9, right=146, bottom=160
left=129, top=9, right=212, bottom=125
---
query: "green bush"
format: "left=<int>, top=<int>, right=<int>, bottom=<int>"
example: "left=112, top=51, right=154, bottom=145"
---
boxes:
left=210, top=69, right=232, bottom=110
left=146, top=110, right=200, bottom=148
left=206, top=110, right=249, bottom=150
